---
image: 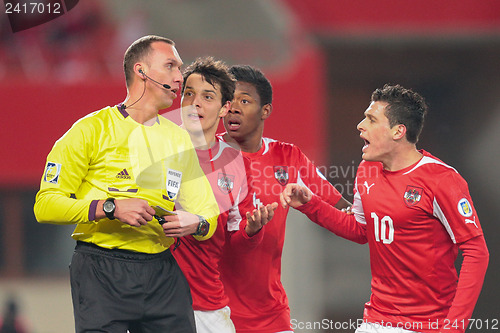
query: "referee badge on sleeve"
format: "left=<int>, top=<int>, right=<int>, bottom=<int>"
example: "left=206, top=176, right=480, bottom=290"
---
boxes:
left=166, top=168, right=182, bottom=200
left=43, top=162, right=62, bottom=184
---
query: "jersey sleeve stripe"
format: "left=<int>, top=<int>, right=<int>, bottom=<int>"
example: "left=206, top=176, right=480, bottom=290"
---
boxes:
left=433, top=197, right=457, bottom=244
left=353, top=190, right=366, bottom=225
left=227, top=190, right=243, bottom=231
left=297, top=170, right=308, bottom=189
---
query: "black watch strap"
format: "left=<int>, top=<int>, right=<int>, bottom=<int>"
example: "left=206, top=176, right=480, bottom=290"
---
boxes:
left=103, top=198, right=116, bottom=220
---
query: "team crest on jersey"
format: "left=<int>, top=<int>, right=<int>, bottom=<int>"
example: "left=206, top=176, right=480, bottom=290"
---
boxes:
left=166, top=168, right=182, bottom=200
left=43, top=162, right=61, bottom=184
left=404, top=185, right=423, bottom=207
left=274, top=166, right=289, bottom=186
left=218, top=173, right=235, bottom=194
left=458, top=198, right=473, bottom=217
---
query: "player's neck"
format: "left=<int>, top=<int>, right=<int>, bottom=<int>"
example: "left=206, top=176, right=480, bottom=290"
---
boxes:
left=227, top=126, right=264, bottom=153
left=382, top=146, right=422, bottom=172
left=189, top=129, right=217, bottom=150
left=236, top=134, right=262, bottom=153
left=122, top=95, right=160, bottom=125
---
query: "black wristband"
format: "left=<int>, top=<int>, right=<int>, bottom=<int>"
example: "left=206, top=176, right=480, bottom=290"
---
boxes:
left=103, top=198, right=116, bottom=220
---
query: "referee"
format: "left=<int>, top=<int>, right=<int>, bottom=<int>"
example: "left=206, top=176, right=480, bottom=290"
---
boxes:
left=34, top=35, right=219, bottom=333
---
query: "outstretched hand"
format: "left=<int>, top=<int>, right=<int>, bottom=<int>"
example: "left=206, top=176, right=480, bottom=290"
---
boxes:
left=245, top=202, right=279, bottom=237
left=279, top=183, right=312, bottom=209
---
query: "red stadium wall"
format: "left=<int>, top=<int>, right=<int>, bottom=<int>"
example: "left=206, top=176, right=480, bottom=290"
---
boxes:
left=283, top=0, right=500, bottom=32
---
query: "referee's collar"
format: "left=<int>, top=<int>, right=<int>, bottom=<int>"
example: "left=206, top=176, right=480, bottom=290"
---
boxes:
left=117, top=103, right=129, bottom=118
left=116, top=104, right=160, bottom=124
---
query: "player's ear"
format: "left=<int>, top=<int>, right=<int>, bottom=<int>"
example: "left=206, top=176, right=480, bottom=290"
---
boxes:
left=219, top=101, right=230, bottom=118
left=393, top=124, right=407, bottom=141
left=261, top=103, right=272, bottom=120
left=134, top=63, right=147, bottom=80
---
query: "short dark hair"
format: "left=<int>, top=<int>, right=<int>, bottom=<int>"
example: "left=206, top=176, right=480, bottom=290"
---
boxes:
left=182, top=57, right=236, bottom=105
left=229, top=65, right=272, bottom=106
left=123, top=35, right=174, bottom=88
left=371, top=84, right=428, bottom=143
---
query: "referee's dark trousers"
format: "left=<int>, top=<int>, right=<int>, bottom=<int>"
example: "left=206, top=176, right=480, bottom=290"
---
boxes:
left=70, top=241, right=196, bottom=333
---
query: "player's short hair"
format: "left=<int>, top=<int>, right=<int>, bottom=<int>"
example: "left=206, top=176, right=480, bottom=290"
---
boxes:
left=123, top=35, right=174, bottom=88
left=182, top=57, right=236, bottom=106
left=371, top=84, right=428, bottom=144
left=229, top=65, right=273, bottom=106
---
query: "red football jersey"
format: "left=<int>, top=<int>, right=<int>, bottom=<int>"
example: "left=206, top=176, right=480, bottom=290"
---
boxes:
left=353, top=150, right=483, bottom=332
left=219, top=136, right=342, bottom=333
left=172, top=138, right=249, bottom=311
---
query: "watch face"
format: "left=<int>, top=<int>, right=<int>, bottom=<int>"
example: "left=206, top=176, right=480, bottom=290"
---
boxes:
left=103, top=201, right=114, bottom=213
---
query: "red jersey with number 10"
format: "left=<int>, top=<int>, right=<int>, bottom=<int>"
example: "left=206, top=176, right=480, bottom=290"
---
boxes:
left=219, top=136, right=342, bottom=333
left=353, top=150, right=483, bottom=332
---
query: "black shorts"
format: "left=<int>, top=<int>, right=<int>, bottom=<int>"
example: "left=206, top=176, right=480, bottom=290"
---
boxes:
left=70, top=241, right=196, bottom=333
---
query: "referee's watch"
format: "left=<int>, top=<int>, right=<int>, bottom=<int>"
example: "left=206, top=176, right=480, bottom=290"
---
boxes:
left=103, top=198, right=116, bottom=220
left=192, top=215, right=209, bottom=236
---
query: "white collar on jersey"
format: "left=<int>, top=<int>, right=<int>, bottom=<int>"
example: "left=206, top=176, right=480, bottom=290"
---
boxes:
left=402, top=155, right=457, bottom=175
left=214, top=136, right=277, bottom=159
left=210, top=139, right=234, bottom=162
left=262, top=137, right=277, bottom=155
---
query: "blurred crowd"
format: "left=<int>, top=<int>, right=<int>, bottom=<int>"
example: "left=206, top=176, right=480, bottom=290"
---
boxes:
left=0, top=0, right=147, bottom=84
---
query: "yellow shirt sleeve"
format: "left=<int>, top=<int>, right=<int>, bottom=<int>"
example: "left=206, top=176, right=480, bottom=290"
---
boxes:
left=34, top=113, right=98, bottom=224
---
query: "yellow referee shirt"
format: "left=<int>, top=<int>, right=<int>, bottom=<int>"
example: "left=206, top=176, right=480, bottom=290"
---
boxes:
left=34, top=105, right=219, bottom=253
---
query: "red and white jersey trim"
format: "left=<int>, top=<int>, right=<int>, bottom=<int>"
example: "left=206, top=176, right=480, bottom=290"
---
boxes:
left=403, top=155, right=457, bottom=175
left=433, top=198, right=457, bottom=244
left=262, top=137, right=277, bottom=155
left=353, top=190, right=366, bottom=225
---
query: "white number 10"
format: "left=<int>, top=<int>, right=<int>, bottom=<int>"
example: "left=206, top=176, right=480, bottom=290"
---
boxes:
left=371, top=212, right=394, bottom=244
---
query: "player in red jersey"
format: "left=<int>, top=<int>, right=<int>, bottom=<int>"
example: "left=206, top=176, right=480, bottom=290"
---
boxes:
left=280, top=84, right=489, bottom=333
left=175, top=57, right=278, bottom=333
left=218, top=65, right=351, bottom=333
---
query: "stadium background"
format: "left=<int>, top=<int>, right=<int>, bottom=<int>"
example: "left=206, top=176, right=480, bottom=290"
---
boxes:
left=0, top=0, right=499, bottom=332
